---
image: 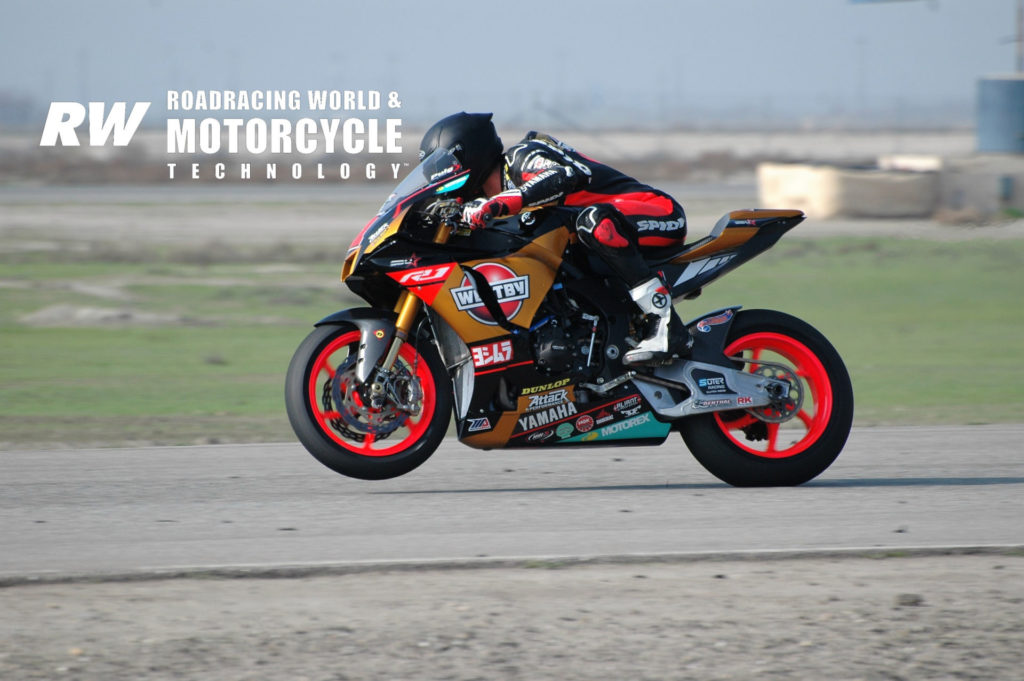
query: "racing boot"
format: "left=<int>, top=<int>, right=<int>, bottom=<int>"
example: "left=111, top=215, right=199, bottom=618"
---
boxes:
left=622, top=276, right=693, bottom=366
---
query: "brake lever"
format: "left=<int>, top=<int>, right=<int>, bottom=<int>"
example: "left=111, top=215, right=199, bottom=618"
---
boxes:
left=424, top=198, right=462, bottom=221
left=422, top=198, right=472, bottom=236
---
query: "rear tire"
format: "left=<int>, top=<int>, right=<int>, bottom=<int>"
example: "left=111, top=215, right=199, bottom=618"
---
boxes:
left=681, top=309, right=853, bottom=486
left=285, top=323, right=452, bottom=480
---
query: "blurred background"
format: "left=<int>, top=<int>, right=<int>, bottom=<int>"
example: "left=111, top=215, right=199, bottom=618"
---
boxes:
left=1, top=0, right=1021, bottom=448
left=0, top=0, right=1015, bottom=129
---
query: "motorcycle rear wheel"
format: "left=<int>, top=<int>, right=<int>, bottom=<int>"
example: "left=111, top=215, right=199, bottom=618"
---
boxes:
left=285, top=323, right=452, bottom=480
left=681, top=309, right=853, bottom=486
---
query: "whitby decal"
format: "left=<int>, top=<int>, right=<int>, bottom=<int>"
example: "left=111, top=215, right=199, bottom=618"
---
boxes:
left=451, top=262, right=530, bottom=325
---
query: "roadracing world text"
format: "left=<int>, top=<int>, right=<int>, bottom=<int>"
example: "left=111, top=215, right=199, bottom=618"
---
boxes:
left=39, top=89, right=406, bottom=182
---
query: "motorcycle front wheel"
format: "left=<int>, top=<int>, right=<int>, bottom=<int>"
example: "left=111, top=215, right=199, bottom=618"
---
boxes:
left=680, top=309, right=854, bottom=486
left=285, top=323, right=452, bottom=480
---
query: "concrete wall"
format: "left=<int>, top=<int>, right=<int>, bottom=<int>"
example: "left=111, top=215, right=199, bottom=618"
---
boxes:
left=759, top=155, right=1024, bottom=220
left=940, top=155, right=1024, bottom=217
left=757, top=163, right=939, bottom=219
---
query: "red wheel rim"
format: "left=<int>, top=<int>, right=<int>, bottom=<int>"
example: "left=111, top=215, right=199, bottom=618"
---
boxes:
left=713, top=331, right=833, bottom=459
left=307, top=331, right=436, bottom=457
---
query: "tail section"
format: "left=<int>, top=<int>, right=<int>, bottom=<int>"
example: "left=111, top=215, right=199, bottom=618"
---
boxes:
left=655, top=209, right=805, bottom=299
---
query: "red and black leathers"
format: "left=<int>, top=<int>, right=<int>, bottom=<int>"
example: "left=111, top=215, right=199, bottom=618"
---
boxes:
left=499, top=132, right=687, bottom=286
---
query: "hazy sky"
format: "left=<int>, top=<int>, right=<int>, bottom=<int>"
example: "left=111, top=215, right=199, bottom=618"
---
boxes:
left=2, top=0, right=1017, bottom=127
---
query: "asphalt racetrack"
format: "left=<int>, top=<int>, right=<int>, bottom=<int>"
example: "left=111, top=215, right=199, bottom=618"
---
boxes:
left=3, top=425, right=1023, bottom=581
left=3, top=425, right=1024, bottom=680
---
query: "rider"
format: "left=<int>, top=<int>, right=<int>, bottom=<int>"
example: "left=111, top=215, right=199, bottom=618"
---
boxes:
left=419, top=111, right=692, bottom=365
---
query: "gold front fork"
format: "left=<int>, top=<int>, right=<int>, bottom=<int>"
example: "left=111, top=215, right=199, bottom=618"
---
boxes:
left=379, top=220, right=454, bottom=371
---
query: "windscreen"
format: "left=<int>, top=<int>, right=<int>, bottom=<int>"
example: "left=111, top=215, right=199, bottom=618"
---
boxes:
left=376, top=148, right=465, bottom=216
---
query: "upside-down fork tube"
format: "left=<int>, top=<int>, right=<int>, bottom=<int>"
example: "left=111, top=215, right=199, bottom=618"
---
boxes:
left=379, top=291, right=422, bottom=370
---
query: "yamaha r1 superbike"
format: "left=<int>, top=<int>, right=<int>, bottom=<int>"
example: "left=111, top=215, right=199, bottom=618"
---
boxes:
left=285, top=149, right=854, bottom=486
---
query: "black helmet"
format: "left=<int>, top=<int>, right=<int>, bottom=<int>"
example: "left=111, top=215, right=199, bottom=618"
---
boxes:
left=419, top=112, right=503, bottom=197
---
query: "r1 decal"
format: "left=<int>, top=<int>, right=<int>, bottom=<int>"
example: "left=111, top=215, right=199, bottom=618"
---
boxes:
left=386, top=263, right=456, bottom=305
left=391, top=264, right=454, bottom=285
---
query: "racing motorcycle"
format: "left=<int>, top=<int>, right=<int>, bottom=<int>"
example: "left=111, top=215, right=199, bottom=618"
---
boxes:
left=285, top=148, right=854, bottom=486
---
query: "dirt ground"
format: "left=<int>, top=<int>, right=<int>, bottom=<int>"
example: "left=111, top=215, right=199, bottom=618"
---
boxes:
left=2, top=553, right=1022, bottom=681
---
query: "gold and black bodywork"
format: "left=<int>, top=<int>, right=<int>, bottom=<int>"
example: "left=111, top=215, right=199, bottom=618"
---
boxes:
left=335, top=149, right=804, bottom=451
left=286, top=148, right=852, bottom=485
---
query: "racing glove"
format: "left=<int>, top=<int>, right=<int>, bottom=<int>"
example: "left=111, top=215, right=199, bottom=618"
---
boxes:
left=461, top=190, right=523, bottom=229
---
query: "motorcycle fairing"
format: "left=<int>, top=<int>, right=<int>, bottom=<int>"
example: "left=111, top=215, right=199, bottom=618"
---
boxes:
left=344, top=148, right=470, bottom=270
left=454, top=271, right=672, bottom=450
left=430, top=248, right=563, bottom=342
left=658, top=210, right=805, bottom=299
left=460, top=382, right=672, bottom=449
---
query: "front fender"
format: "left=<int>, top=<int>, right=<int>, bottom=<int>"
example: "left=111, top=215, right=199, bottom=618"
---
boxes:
left=314, top=308, right=397, bottom=383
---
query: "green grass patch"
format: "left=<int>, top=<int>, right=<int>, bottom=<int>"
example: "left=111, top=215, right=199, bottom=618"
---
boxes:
left=0, top=237, right=1021, bottom=448
left=689, top=238, right=1024, bottom=425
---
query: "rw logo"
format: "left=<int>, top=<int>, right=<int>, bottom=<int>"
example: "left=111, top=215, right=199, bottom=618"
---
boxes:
left=39, top=102, right=151, bottom=147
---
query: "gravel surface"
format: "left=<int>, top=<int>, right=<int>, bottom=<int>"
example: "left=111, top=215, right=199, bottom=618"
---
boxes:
left=2, top=553, right=1022, bottom=681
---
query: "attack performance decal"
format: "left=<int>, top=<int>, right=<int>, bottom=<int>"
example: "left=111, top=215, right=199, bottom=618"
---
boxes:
left=450, top=262, right=530, bottom=325
left=526, top=389, right=568, bottom=412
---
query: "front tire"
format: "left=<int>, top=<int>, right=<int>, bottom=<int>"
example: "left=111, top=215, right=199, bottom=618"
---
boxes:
left=681, top=309, right=853, bottom=486
left=285, top=323, right=452, bottom=480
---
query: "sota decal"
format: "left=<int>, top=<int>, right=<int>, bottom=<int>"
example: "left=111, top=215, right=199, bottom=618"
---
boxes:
left=451, top=262, right=530, bottom=325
